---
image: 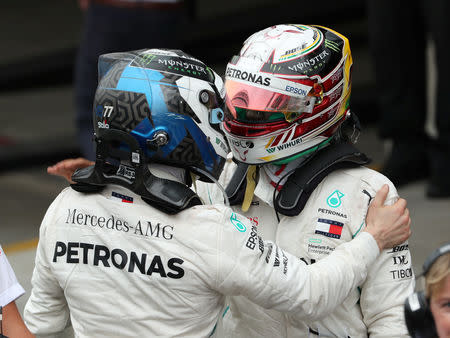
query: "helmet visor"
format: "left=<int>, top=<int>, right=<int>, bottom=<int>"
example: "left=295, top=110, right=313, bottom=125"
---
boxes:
left=228, top=107, right=305, bottom=124
left=224, top=79, right=316, bottom=124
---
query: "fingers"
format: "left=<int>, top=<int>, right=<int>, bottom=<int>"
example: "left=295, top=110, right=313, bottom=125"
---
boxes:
left=47, top=158, right=92, bottom=183
left=372, top=184, right=389, bottom=207
left=61, top=159, right=78, bottom=172
left=403, top=217, right=412, bottom=243
left=47, top=162, right=64, bottom=175
left=47, top=166, right=56, bottom=175
left=47, top=158, right=93, bottom=176
left=397, top=221, right=411, bottom=244
left=64, top=158, right=94, bottom=171
left=47, top=159, right=71, bottom=174
left=403, top=207, right=410, bottom=220
left=407, top=218, right=412, bottom=239
left=392, top=207, right=412, bottom=245
left=394, top=198, right=407, bottom=213
left=388, top=198, right=408, bottom=225
left=364, top=188, right=412, bottom=250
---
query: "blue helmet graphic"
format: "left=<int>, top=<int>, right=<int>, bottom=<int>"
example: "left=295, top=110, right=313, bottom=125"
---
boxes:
left=93, top=49, right=229, bottom=181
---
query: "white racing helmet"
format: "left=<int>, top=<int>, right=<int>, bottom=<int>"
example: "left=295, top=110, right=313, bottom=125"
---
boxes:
left=223, top=24, right=353, bottom=164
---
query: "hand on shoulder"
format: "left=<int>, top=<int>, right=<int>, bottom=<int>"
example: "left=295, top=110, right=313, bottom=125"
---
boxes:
left=364, top=184, right=411, bottom=251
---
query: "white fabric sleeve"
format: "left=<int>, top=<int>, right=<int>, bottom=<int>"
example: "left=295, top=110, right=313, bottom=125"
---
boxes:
left=0, top=246, right=25, bottom=307
left=361, top=241, right=414, bottom=337
left=360, top=188, right=415, bottom=337
left=215, top=210, right=379, bottom=321
left=24, top=197, right=70, bottom=335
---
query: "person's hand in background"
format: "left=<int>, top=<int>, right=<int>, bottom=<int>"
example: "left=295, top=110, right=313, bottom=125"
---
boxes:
left=47, top=157, right=94, bottom=184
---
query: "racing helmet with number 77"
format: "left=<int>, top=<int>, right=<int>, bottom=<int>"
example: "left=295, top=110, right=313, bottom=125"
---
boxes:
left=223, top=24, right=353, bottom=165
left=92, top=48, right=229, bottom=181
left=72, top=49, right=231, bottom=213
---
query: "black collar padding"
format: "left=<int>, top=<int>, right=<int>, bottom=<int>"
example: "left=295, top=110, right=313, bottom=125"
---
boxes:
left=225, top=142, right=370, bottom=216
left=275, top=142, right=370, bottom=216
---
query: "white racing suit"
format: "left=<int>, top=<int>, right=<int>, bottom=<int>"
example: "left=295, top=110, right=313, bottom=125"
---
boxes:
left=24, top=184, right=380, bottom=337
left=197, top=160, right=415, bottom=337
left=0, top=245, right=25, bottom=307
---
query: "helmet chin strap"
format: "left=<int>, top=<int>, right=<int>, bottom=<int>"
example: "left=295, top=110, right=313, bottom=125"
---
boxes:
left=241, top=165, right=258, bottom=212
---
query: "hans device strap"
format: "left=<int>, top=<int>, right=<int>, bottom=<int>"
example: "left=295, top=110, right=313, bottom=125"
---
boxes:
left=225, top=163, right=257, bottom=206
left=71, top=129, right=201, bottom=214
left=225, top=142, right=369, bottom=216
left=404, top=242, right=450, bottom=338
left=274, top=142, right=369, bottom=216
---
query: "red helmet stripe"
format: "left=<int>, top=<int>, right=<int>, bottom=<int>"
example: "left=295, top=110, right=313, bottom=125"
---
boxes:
left=271, top=133, right=285, bottom=147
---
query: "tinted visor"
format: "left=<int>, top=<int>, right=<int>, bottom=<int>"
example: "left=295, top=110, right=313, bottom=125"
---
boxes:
left=230, top=107, right=306, bottom=123
left=224, top=79, right=315, bottom=124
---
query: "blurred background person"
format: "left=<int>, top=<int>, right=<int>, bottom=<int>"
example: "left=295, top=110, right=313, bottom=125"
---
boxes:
left=74, top=0, right=187, bottom=160
left=367, top=0, right=450, bottom=198
left=405, top=243, right=450, bottom=337
left=0, top=245, right=33, bottom=337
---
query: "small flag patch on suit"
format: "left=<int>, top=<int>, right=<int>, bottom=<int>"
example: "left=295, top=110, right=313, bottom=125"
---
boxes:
left=315, top=218, right=344, bottom=239
left=112, top=191, right=133, bottom=203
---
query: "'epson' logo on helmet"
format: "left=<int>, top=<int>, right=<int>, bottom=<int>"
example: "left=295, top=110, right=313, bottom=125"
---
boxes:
left=226, top=67, right=271, bottom=86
